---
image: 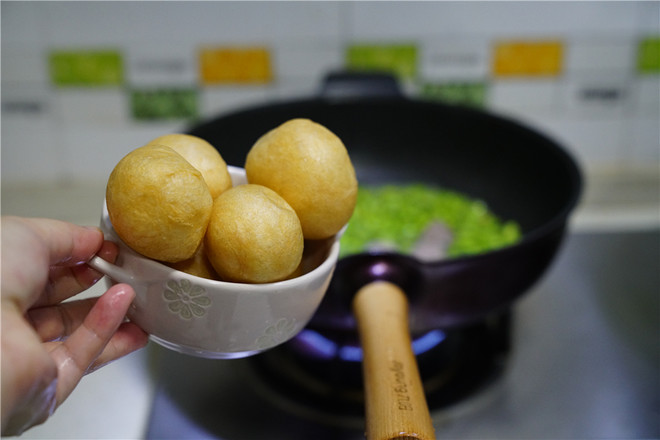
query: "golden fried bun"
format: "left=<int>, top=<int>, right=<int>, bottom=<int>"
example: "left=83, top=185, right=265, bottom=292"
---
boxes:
left=146, top=133, right=232, bottom=199
left=205, top=184, right=304, bottom=283
left=106, top=144, right=213, bottom=263
left=245, top=118, right=357, bottom=239
left=167, top=242, right=219, bottom=280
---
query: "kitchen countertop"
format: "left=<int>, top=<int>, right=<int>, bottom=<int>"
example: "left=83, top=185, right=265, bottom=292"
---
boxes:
left=3, top=166, right=659, bottom=233
left=1, top=167, right=658, bottom=439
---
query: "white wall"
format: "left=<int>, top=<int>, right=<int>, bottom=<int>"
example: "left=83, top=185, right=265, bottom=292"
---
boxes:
left=2, top=1, right=658, bottom=184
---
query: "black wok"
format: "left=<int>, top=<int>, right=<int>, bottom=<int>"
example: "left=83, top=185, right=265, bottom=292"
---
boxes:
left=188, top=72, right=582, bottom=337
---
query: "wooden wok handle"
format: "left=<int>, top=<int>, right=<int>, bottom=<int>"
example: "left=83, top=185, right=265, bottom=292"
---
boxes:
left=353, top=281, right=436, bottom=440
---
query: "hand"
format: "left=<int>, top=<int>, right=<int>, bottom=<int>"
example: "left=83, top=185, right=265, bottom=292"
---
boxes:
left=1, top=216, right=149, bottom=435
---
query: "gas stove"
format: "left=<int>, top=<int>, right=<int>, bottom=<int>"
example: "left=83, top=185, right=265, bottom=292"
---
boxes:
left=144, top=230, right=659, bottom=439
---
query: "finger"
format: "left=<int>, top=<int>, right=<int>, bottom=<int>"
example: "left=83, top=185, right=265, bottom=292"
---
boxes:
left=40, top=322, right=148, bottom=374
left=27, top=298, right=97, bottom=342
left=1, top=216, right=110, bottom=311
left=37, top=241, right=119, bottom=307
left=1, top=304, right=58, bottom=436
left=47, top=284, right=136, bottom=405
left=20, top=217, right=104, bottom=266
left=87, top=322, right=149, bottom=373
left=1, top=217, right=62, bottom=311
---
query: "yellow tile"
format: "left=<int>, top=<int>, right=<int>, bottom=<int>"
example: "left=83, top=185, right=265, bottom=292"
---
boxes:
left=493, top=40, right=563, bottom=77
left=199, top=47, right=273, bottom=84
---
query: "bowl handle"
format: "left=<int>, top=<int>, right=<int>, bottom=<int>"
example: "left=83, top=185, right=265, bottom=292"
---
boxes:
left=87, top=255, right=135, bottom=284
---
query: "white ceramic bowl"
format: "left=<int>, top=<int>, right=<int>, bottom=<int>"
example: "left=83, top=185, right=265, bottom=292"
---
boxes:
left=89, top=166, right=340, bottom=359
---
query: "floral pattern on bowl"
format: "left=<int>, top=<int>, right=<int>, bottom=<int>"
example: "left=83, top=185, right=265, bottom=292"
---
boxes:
left=255, top=318, right=298, bottom=350
left=163, top=279, right=212, bottom=320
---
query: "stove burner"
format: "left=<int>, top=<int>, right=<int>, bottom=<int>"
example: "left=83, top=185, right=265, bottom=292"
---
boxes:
left=247, top=311, right=512, bottom=426
left=144, top=310, right=513, bottom=439
left=292, top=328, right=447, bottom=362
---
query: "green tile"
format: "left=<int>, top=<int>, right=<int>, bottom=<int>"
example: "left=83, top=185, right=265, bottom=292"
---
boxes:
left=637, top=36, right=660, bottom=74
left=419, top=81, right=488, bottom=108
left=346, top=44, right=418, bottom=79
left=130, top=88, right=198, bottom=121
left=50, top=50, right=123, bottom=86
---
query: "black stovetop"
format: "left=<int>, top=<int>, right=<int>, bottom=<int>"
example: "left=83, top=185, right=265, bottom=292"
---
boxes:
left=145, top=230, right=660, bottom=439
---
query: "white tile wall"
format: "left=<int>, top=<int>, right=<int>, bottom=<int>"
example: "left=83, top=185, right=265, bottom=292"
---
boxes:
left=634, top=76, right=660, bottom=113
left=490, top=79, right=563, bottom=113
left=565, top=38, right=635, bottom=75
left=628, top=117, right=660, bottom=163
left=1, top=1, right=659, bottom=185
left=2, top=109, right=65, bottom=182
left=200, top=86, right=272, bottom=119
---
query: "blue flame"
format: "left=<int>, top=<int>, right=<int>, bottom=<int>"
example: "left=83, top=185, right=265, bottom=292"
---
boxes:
left=294, top=328, right=446, bottom=362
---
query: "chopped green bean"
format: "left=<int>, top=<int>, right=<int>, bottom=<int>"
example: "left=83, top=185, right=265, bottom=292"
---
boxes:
left=340, top=184, right=522, bottom=259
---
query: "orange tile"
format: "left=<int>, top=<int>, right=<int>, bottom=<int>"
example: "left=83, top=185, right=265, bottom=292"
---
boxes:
left=199, top=47, right=273, bottom=84
left=493, top=40, right=563, bottom=77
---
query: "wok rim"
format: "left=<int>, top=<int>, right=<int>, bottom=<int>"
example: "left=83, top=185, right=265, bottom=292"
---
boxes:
left=190, top=94, right=583, bottom=269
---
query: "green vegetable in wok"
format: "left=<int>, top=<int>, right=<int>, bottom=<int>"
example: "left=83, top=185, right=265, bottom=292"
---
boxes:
left=339, top=184, right=522, bottom=259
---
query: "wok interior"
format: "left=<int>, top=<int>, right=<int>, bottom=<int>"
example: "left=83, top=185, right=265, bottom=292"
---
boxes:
left=189, top=98, right=582, bottom=328
left=191, top=99, right=580, bottom=235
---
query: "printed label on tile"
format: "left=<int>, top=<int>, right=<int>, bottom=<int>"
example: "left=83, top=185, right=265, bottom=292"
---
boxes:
left=127, top=46, right=196, bottom=86
left=564, top=76, right=628, bottom=117
left=2, top=100, right=45, bottom=115
left=579, top=86, right=624, bottom=102
left=50, top=50, right=123, bottom=86
left=637, top=36, right=660, bottom=74
left=421, top=40, right=489, bottom=80
left=130, top=88, right=198, bottom=121
left=199, top=47, right=273, bottom=84
left=419, top=81, right=487, bottom=107
left=346, top=44, right=418, bottom=79
left=493, top=40, right=563, bottom=77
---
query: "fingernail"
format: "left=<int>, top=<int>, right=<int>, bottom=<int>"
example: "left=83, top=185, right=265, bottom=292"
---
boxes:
left=112, top=284, right=136, bottom=303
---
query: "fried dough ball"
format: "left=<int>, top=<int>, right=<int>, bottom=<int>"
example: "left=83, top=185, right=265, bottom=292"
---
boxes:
left=205, top=184, right=304, bottom=283
left=167, top=242, right=219, bottom=280
left=146, top=133, right=232, bottom=199
left=106, top=144, right=213, bottom=263
left=245, top=118, right=357, bottom=239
